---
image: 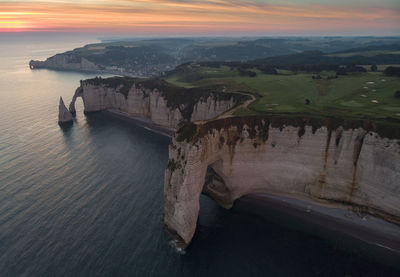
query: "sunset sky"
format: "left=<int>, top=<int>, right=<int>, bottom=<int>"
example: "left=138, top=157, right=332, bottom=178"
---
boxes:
left=1, top=0, right=399, bottom=35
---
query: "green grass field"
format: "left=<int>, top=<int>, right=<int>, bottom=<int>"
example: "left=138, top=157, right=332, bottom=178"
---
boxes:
left=165, top=65, right=400, bottom=122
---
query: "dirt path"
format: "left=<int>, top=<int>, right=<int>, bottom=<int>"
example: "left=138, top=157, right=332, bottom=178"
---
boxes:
left=194, top=93, right=256, bottom=125
left=216, top=93, right=256, bottom=119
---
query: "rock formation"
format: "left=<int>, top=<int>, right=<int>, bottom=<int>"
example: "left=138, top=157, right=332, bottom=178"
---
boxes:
left=68, top=77, right=245, bottom=130
left=163, top=116, right=400, bottom=247
left=30, top=55, right=99, bottom=72
left=69, top=86, right=83, bottom=115
left=58, top=97, right=73, bottom=124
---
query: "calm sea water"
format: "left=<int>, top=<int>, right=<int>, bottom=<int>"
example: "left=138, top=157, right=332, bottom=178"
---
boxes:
left=0, top=33, right=398, bottom=276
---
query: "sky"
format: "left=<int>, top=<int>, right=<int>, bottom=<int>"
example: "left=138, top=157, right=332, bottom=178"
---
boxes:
left=0, top=0, right=399, bottom=35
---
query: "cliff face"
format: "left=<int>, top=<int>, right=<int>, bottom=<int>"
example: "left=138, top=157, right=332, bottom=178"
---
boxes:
left=30, top=54, right=99, bottom=72
left=163, top=117, right=400, bottom=246
left=69, top=78, right=242, bottom=130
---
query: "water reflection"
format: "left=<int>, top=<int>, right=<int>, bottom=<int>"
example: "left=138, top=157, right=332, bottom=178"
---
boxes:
left=0, top=35, right=399, bottom=276
left=59, top=122, right=73, bottom=133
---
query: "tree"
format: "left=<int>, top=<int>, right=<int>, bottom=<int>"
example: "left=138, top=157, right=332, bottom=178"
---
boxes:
left=371, top=64, right=377, bottom=72
left=384, top=66, right=400, bottom=77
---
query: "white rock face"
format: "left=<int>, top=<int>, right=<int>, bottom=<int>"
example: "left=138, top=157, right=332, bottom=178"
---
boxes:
left=58, top=97, right=73, bottom=124
left=29, top=55, right=99, bottom=71
left=191, top=96, right=235, bottom=121
left=163, top=118, right=400, bottom=246
left=69, top=81, right=238, bottom=130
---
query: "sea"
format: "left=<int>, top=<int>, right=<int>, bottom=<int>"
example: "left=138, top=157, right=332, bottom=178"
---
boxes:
left=0, top=33, right=398, bottom=276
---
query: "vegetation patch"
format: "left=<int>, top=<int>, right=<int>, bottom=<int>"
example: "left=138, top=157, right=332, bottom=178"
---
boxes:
left=385, top=66, right=400, bottom=77
left=167, top=158, right=181, bottom=172
left=165, top=63, right=400, bottom=125
left=176, top=122, right=198, bottom=142
left=193, top=115, right=400, bottom=142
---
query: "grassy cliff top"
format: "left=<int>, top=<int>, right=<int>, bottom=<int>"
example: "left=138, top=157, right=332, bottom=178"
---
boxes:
left=165, top=64, right=400, bottom=125
left=176, top=115, right=400, bottom=143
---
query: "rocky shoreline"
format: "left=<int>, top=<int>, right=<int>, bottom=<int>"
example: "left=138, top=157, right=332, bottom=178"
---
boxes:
left=58, top=76, right=400, bottom=261
left=104, top=107, right=400, bottom=262
left=237, top=193, right=400, bottom=270
left=102, top=107, right=400, bottom=262
left=164, top=116, right=400, bottom=248
left=240, top=193, right=400, bottom=253
left=97, top=107, right=400, bottom=257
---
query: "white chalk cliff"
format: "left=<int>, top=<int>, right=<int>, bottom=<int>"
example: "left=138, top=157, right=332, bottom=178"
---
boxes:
left=30, top=55, right=99, bottom=72
left=69, top=78, right=241, bottom=130
left=58, top=97, right=73, bottom=124
left=163, top=117, right=400, bottom=246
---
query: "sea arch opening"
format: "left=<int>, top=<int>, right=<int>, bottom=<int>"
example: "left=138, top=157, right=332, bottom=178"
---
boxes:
left=69, top=86, right=84, bottom=115
left=202, top=159, right=234, bottom=209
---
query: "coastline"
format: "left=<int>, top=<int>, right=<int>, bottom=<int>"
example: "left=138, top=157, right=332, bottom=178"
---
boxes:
left=235, top=193, right=400, bottom=268
left=29, top=66, right=134, bottom=77
left=102, top=108, right=400, bottom=255
left=98, top=103, right=400, bottom=268
left=29, top=62, right=161, bottom=78
left=103, top=109, right=175, bottom=137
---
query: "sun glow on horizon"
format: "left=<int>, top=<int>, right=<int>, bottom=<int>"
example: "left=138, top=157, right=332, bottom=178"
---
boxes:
left=0, top=11, right=44, bottom=31
left=0, top=0, right=399, bottom=35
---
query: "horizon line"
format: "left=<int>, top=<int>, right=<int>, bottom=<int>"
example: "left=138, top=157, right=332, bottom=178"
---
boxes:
left=1, top=31, right=400, bottom=37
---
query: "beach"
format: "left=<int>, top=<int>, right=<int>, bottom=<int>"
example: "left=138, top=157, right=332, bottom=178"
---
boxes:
left=237, top=193, right=400, bottom=268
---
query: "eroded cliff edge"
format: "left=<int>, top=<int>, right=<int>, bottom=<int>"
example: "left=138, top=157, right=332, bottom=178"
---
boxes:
left=68, top=77, right=247, bottom=130
left=164, top=116, right=400, bottom=246
left=30, top=55, right=100, bottom=73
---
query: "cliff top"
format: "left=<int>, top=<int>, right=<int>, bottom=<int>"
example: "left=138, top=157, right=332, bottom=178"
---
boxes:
left=176, top=115, right=400, bottom=143
left=165, top=64, right=400, bottom=125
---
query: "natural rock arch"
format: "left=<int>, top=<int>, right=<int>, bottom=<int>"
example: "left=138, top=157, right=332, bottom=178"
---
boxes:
left=163, top=117, right=400, bottom=248
left=69, top=86, right=84, bottom=115
left=203, top=162, right=234, bottom=209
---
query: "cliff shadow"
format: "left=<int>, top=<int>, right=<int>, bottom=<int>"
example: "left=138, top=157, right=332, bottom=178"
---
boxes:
left=202, top=160, right=234, bottom=209
left=58, top=121, right=73, bottom=133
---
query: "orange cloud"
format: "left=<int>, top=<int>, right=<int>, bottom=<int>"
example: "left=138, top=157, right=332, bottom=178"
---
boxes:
left=0, top=0, right=398, bottom=34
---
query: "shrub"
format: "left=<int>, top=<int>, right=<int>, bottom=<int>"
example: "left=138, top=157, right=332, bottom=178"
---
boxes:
left=248, top=71, right=257, bottom=77
left=176, top=123, right=197, bottom=142
left=384, top=66, right=400, bottom=77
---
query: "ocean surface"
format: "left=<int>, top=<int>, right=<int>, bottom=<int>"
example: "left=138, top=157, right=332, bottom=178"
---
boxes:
left=0, top=33, right=398, bottom=276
